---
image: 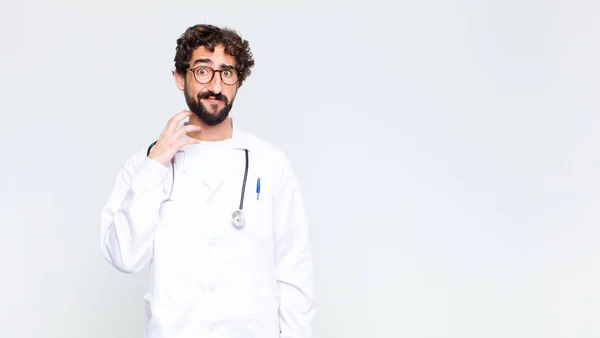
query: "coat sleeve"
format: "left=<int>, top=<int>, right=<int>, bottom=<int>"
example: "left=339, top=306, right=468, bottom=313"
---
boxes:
left=272, top=156, right=316, bottom=338
left=99, top=151, right=170, bottom=274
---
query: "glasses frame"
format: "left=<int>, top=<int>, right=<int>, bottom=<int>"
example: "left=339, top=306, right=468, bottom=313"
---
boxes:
left=188, top=65, right=240, bottom=86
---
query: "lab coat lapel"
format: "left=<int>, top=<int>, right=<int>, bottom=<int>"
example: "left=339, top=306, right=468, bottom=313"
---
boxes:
left=180, top=125, right=253, bottom=192
left=208, top=126, right=252, bottom=192
left=208, top=150, right=246, bottom=192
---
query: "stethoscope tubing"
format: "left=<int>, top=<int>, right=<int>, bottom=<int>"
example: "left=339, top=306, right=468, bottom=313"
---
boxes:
left=146, top=142, right=250, bottom=227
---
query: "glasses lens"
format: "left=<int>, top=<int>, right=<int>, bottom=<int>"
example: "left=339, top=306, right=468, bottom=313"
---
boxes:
left=194, top=67, right=213, bottom=83
left=220, top=69, right=239, bottom=85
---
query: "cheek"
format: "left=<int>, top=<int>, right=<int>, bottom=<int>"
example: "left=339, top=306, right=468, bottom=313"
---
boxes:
left=225, top=87, right=238, bottom=102
left=185, top=80, right=206, bottom=97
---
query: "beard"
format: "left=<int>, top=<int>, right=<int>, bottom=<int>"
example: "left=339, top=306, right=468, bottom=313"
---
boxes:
left=184, top=87, right=235, bottom=126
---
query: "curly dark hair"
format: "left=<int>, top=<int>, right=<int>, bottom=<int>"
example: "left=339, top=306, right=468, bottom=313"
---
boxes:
left=174, top=24, right=255, bottom=87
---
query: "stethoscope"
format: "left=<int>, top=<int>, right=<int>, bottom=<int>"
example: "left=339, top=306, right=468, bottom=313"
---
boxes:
left=147, top=142, right=250, bottom=228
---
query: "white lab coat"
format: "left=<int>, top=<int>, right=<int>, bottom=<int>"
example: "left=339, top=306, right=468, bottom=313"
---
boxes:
left=99, top=126, right=315, bottom=338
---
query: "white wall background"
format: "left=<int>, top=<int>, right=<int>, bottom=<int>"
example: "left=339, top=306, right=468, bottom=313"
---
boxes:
left=1, top=0, right=599, bottom=337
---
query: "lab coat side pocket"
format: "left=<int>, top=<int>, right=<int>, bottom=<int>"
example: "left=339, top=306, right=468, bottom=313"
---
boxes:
left=144, top=295, right=197, bottom=338
left=247, top=295, right=281, bottom=338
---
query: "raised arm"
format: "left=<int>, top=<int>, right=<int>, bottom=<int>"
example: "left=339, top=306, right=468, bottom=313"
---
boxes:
left=100, top=110, right=201, bottom=273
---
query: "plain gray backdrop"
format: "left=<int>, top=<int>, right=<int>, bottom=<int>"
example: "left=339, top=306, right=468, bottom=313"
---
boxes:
left=1, top=0, right=600, bottom=337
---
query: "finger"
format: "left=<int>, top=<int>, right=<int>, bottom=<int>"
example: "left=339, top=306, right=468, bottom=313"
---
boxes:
left=166, top=110, right=193, bottom=134
left=157, top=111, right=190, bottom=141
left=174, top=124, right=202, bottom=139
left=166, top=110, right=193, bottom=133
left=178, top=135, right=201, bottom=148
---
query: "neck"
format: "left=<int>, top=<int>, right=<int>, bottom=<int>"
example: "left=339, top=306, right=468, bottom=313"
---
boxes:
left=186, top=115, right=233, bottom=141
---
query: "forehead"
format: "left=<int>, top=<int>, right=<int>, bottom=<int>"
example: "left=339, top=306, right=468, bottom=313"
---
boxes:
left=190, top=44, right=236, bottom=68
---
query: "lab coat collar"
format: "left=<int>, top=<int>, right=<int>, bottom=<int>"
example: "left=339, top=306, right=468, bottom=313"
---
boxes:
left=175, top=122, right=256, bottom=178
left=229, top=124, right=255, bottom=152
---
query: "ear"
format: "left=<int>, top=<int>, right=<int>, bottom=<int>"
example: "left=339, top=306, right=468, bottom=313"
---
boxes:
left=174, top=70, right=185, bottom=91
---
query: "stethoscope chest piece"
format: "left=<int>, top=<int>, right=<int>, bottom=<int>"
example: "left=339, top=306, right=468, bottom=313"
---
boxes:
left=231, top=210, right=246, bottom=228
left=149, top=140, right=252, bottom=229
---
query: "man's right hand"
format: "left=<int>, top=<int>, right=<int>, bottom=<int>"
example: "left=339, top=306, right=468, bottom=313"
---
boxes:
left=148, top=111, right=202, bottom=166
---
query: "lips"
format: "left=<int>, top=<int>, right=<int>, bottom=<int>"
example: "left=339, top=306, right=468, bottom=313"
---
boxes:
left=203, top=97, right=222, bottom=102
left=197, top=91, right=227, bottom=104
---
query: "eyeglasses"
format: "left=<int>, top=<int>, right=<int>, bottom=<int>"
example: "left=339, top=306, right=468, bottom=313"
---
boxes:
left=188, top=66, right=239, bottom=86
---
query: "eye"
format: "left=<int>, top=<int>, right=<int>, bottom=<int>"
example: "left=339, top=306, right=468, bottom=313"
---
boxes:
left=196, top=68, right=209, bottom=75
left=222, top=70, right=233, bottom=77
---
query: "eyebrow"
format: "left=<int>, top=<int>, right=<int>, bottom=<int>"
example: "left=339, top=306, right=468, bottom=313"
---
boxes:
left=191, top=58, right=235, bottom=70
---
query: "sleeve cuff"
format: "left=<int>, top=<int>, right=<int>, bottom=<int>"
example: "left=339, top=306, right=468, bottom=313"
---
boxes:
left=130, top=156, right=169, bottom=192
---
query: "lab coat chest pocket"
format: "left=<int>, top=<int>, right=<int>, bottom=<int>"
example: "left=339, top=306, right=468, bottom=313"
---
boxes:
left=244, top=190, right=274, bottom=243
left=241, top=191, right=276, bottom=293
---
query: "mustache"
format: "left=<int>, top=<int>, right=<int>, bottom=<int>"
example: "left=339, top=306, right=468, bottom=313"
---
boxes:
left=197, top=91, right=227, bottom=102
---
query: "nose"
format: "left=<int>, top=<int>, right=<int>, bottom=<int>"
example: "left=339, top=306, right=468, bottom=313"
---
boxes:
left=206, top=71, right=223, bottom=94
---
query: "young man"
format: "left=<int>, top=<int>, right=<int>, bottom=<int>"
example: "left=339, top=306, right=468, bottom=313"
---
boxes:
left=100, top=24, right=315, bottom=338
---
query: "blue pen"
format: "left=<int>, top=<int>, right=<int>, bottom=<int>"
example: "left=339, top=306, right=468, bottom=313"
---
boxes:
left=256, top=178, right=261, bottom=200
